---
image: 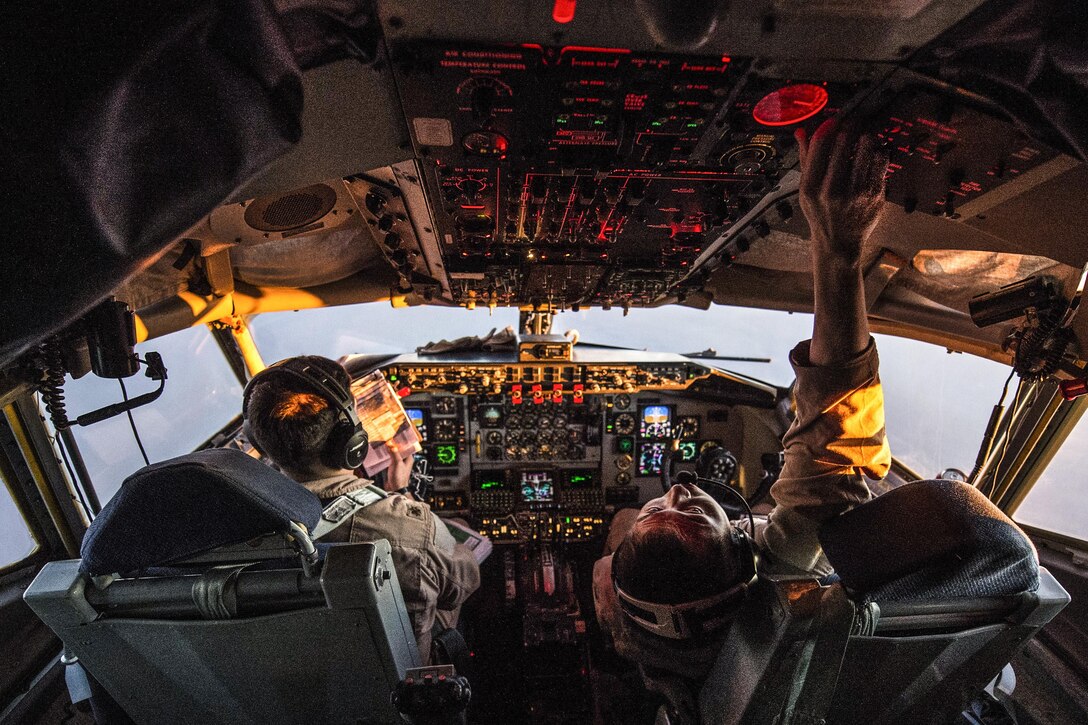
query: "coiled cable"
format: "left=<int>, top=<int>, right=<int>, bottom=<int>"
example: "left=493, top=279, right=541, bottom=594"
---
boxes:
left=37, top=338, right=71, bottom=430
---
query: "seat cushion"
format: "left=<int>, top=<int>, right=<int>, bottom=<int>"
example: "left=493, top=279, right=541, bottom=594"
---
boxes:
left=818, top=479, right=1039, bottom=601
left=81, top=449, right=322, bottom=576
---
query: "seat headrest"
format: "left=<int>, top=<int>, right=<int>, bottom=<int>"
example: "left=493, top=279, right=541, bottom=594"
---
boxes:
left=80, top=449, right=322, bottom=576
left=818, top=480, right=1039, bottom=601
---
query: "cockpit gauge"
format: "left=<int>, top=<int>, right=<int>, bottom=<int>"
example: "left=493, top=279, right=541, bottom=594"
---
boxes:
left=752, top=83, right=829, bottom=127
left=434, top=397, right=459, bottom=416
left=486, top=430, right=504, bottom=445
left=615, top=472, right=632, bottom=486
left=507, top=412, right=523, bottom=428
left=616, top=454, right=633, bottom=471
left=553, top=412, right=568, bottom=428
left=613, top=413, right=636, bottom=435
left=678, top=440, right=698, bottom=462
left=614, top=393, right=631, bottom=410
left=434, top=420, right=459, bottom=441
left=435, top=444, right=459, bottom=467
left=538, top=415, right=552, bottom=429
left=478, top=404, right=504, bottom=427
left=676, top=416, right=700, bottom=440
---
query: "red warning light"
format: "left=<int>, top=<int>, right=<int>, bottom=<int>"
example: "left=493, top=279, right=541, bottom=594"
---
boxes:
left=553, top=0, right=577, bottom=23
left=752, top=84, right=829, bottom=127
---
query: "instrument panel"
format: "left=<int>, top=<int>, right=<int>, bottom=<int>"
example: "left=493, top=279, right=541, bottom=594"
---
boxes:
left=359, top=351, right=777, bottom=544
left=349, top=42, right=1062, bottom=312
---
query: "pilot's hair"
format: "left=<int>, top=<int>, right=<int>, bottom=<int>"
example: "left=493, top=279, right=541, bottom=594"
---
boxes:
left=612, top=517, right=742, bottom=606
left=244, top=355, right=350, bottom=474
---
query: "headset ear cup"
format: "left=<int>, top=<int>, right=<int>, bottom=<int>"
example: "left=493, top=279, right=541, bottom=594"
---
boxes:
left=243, top=417, right=266, bottom=457
left=731, top=528, right=758, bottom=584
left=343, top=428, right=369, bottom=470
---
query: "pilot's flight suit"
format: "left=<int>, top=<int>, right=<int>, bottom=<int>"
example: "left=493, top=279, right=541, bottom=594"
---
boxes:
left=593, top=337, right=891, bottom=721
left=304, top=472, right=481, bottom=664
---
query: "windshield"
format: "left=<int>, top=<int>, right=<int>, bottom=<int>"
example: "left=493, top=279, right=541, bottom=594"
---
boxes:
left=55, top=302, right=1017, bottom=504
left=248, top=302, right=1011, bottom=479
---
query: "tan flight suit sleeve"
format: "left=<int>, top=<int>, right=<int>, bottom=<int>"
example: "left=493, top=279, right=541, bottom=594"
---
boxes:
left=427, top=517, right=482, bottom=613
left=756, top=337, right=891, bottom=576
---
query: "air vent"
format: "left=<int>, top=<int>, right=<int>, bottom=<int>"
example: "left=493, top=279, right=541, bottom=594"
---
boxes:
left=244, top=184, right=338, bottom=232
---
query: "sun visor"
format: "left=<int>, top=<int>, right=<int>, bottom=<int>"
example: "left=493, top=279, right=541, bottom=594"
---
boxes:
left=232, top=227, right=382, bottom=288
left=0, top=1, right=304, bottom=364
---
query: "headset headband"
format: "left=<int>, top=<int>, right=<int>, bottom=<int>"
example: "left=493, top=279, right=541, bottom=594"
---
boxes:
left=243, top=359, right=360, bottom=429
left=615, top=577, right=752, bottom=640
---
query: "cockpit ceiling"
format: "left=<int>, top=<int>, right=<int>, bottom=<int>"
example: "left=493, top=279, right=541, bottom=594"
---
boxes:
left=3, top=0, right=1088, bottom=365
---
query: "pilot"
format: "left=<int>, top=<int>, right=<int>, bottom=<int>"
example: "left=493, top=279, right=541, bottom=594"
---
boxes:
left=593, top=119, right=891, bottom=723
left=243, top=355, right=481, bottom=664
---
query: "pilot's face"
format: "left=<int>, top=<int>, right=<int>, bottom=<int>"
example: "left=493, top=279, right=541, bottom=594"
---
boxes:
left=635, top=482, right=729, bottom=533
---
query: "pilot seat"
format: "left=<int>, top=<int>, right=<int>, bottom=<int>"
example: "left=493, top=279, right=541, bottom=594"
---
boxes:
left=698, top=478, right=1070, bottom=725
left=23, top=448, right=428, bottom=725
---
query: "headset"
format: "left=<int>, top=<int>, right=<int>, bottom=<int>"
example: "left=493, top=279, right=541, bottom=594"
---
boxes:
left=242, top=359, right=369, bottom=471
left=615, top=469, right=758, bottom=640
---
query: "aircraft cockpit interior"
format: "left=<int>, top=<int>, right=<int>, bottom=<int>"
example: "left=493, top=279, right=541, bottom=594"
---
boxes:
left=3, top=1, right=1088, bottom=723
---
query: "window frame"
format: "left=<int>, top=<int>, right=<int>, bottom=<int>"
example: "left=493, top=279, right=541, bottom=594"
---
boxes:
left=0, top=393, right=80, bottom=574
left=1003, top=389, right=1088, bottom=547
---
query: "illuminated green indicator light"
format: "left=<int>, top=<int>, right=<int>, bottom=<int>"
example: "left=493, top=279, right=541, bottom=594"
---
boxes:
left=436, top=445, right=458, bottom=465
left=389, top=375, right=397, bottom=381
left=565, top=517, right=572, bottom=524
left=571, top=475, right=588, bottom=484
left=480, top=480, right=501, bottom=490
left=650, top=121, right=663, bottom=127
left=593, top=119, right=605, bottom=125
left=686, top=122, right=699, bottom=128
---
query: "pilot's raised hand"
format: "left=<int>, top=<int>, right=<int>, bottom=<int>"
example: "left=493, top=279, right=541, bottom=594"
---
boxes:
left=384, top=441, right=415, bottom=494
left=795, top=119, right=887, bottom=265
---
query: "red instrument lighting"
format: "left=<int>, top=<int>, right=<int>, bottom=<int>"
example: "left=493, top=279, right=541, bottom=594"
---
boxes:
left=552, top=383, right=564, bottom=404
left=1060, top=378, right=1088, bottom=401
left=752, top=84, right=829, bottom=127
left=552, top=0, right=577, bottom=23
left=532, top=384, right=545, bottom=404
left=511, top=384, right=523, bottom=405
left=396, top=386, right=412, bottom=398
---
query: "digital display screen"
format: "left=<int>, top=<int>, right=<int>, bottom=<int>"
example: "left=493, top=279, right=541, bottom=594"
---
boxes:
left=637, top=442, right=668, bottom=476
left=615, top=435, right=635, bottom=454
left=639, top=405, right=673, bottom=439
left=478, top=404, right=504, bottom=428
left=434, top=444, right=459, bottom=467
left=520, top=471, right=554, bottom=502
left=405, top=408, right=428, bottom=442
left=473, top=471, right=508, bottom=491
left=566, top=470, right=596, bottom=488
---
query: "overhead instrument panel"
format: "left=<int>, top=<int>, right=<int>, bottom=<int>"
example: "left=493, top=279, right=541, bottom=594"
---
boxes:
left=390, top=44, right=846, bottom=309
left=871, top=87, right=1060, bottom=218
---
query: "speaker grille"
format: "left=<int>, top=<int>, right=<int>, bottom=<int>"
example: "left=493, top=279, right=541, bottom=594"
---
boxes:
left=244, top=184, right=338, bottom=232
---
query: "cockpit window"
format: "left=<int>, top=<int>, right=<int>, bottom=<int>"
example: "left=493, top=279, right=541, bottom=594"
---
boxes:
left=0, top=471, right=38, bottom=569
left=57, top=326, right=244, bottom=504
left=249, top=302, right=1013, bottom=478
left=1014, top=409, right=1088, bottom=541
left=873, top=334, right=1011, bottom=479
left=247, top=305, right=521, bottom=362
